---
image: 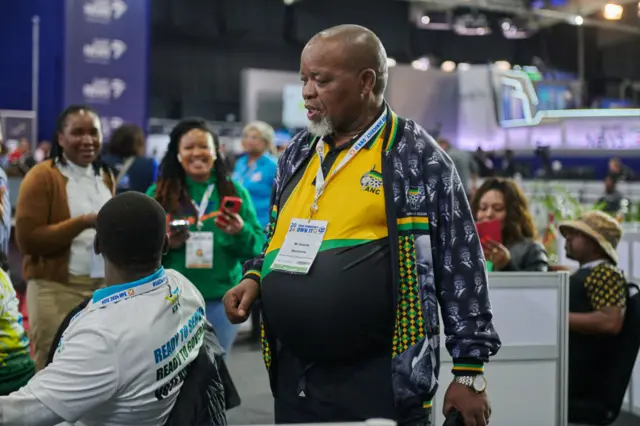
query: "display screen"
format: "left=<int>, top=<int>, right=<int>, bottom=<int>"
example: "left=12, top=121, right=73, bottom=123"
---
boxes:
left=282, top=84, right=306, bottom=129
left=530, top=0, right=569, bottom=7
left=494, top=68, right=580, bottom=126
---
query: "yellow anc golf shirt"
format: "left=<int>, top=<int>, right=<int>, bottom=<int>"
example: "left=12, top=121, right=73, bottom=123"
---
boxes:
left=260, top=116, right=399, bottom=364
left=262, top=127, right=393, bottom=277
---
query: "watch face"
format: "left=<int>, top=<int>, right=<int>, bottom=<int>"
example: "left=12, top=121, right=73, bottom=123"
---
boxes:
left=473, top=375, right=487, bottom=392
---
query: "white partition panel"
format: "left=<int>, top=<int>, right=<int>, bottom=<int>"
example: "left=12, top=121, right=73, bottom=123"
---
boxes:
left=432, top=272, right=569, bottom=426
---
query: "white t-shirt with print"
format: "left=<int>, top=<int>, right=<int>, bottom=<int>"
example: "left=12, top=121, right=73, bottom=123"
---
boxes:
left=25, top=268, right=207, bottom=426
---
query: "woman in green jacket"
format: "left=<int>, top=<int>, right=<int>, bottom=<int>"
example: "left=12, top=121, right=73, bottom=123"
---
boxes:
left=147, top=118, right=265, bottom=354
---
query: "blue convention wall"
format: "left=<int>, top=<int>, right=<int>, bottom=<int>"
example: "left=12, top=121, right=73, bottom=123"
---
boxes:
left=0, top=0, right=149, bottom=142
left=0, top=0, right=64, bottom=141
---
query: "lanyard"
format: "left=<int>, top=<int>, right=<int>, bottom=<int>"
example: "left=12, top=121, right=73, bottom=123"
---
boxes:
left=92, top=274, right=168, bottom=308
left=310, top=108, right=388, bottom=218
left=70, top=273, right=169, bottom=324
left=191, top=184, right=215, bottom=229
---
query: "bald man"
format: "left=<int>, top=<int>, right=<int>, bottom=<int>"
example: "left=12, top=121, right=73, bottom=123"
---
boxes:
left=224, top=25, right=501, bottom=426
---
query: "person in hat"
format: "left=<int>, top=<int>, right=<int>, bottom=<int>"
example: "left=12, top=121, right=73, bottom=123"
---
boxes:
left=559, top=210, right=626, bottom=404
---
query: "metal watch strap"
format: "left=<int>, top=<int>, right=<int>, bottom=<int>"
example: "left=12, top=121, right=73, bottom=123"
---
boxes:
left=454, top=375, right=486, bottom=393
left=454, top=376, right=475, bottom=388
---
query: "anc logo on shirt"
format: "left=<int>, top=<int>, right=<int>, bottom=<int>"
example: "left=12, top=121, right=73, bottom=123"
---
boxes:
left=360, top=167, right=383, bottom=195
left=166, top=287, right=181, bottom=314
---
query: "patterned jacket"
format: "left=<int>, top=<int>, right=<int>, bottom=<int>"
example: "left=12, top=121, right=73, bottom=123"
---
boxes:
left=242, top=109, right=502, bottom=414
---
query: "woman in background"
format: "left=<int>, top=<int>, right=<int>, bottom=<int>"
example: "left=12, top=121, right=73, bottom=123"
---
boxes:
left=471, top=177, right=548, bottom=272
left=102, top=123, right=158, bottom=194
left=147, top=118, right=264, bottom=354
left=232, top=121, right=278, bottom=231
left=232, top=122, right=278, bottom=343
left=15, top=105, right=115, bottom=370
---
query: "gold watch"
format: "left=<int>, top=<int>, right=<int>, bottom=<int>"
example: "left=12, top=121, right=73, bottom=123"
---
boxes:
left=454, top=375, right=487, bottom=393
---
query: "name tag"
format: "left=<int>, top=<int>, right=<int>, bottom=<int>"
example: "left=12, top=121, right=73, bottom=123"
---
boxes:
left=186, top=232, right=214, bottom=269
left=270, top=219, right=327, bottom=275
left=251, top=171, right=262, bottom=183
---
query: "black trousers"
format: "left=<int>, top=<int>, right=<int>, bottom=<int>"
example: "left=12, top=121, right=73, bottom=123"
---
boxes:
left=273, top=346, right=431, bottom=426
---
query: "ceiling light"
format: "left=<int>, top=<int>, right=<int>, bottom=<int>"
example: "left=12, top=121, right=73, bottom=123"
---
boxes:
left=603, top=3, right=623, bottom=20
left=453, top=14, right=492, bottom=36
left=411, top=57, right=430, bottom=71
left=441, top=61, right=456, bottom=72
left=387, top=57, right=397, bottom=68
left=421, top=15, right=431, bottom=25
left=494, top=60, right=511, bottom=71
left=570, top=15, right=584, bottom=25
left=458, top=63, right=471, bottom=71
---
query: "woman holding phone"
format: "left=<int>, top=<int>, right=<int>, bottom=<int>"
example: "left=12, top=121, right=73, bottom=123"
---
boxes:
left=147, top=118, right=265, bottom=353
left=471, top=178, right=548, bottom=272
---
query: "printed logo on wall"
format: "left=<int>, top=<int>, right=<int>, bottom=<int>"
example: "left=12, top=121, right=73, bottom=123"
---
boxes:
left=81, top=78, right=127, bottom=102
left=82, top=0, right=128, bottom=24
left=83, top=38, right=127, bottom=63
left=65, top=0, right=148, bottom=139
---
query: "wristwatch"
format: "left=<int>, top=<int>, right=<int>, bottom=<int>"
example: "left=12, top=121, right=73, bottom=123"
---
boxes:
left=454, top=375, right=487, bottom=393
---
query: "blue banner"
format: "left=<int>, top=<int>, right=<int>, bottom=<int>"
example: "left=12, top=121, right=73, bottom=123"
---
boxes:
left=64, top=0, right=148, bottom=140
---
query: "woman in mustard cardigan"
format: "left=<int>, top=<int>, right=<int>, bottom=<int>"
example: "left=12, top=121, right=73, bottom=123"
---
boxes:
left=15, top=105, right=115, bottom=370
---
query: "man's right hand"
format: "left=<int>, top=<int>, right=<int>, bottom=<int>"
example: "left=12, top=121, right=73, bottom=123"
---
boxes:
left=223, top=278, right=260, bottom=324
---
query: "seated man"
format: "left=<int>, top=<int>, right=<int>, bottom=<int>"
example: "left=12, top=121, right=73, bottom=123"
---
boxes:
left=0, top=251, right=35, bottom=396
left=0, top=192, right=214, bottom=425
left=559, top=211, right=626, bottom=408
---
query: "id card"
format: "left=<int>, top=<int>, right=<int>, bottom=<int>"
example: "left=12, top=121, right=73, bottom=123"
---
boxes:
left=186, top=231, right=214, bottom=269
left=270, top=219, right=327, bottom=275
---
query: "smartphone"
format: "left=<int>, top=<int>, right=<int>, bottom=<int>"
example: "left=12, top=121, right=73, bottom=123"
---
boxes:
left=220, top=196, right=243, bottom=214
left=169, top=219, right=190, bottom=232
left=443, top=408, right=465, bottom=426
left=476, top=219, right=502, bottom=246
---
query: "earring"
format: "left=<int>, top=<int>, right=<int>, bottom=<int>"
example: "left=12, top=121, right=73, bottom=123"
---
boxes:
left=361, top=93, right=364, bottom=100
left=177, top=154, right=182, bottom=162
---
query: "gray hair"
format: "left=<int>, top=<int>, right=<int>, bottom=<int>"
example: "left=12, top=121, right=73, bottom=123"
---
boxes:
left=242, top=121, right=276, bottom=154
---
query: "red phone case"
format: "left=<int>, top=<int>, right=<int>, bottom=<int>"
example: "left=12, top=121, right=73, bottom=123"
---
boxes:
left=220, top=196, right=243, bottom=214
left=476, top=219, right=502, bottom=246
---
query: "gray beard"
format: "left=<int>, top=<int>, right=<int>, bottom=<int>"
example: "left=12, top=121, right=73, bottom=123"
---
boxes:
left=307, top=117, right=334, bottom=137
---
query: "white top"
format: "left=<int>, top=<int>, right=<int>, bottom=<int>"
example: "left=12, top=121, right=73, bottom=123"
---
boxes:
left=58, top=161, right=112, bottom=276
left=0, top=268, right=207, bottom=426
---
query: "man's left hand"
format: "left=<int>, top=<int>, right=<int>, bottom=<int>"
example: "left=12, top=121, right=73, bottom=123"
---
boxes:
left=442, top=381, right=491, bottom=426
